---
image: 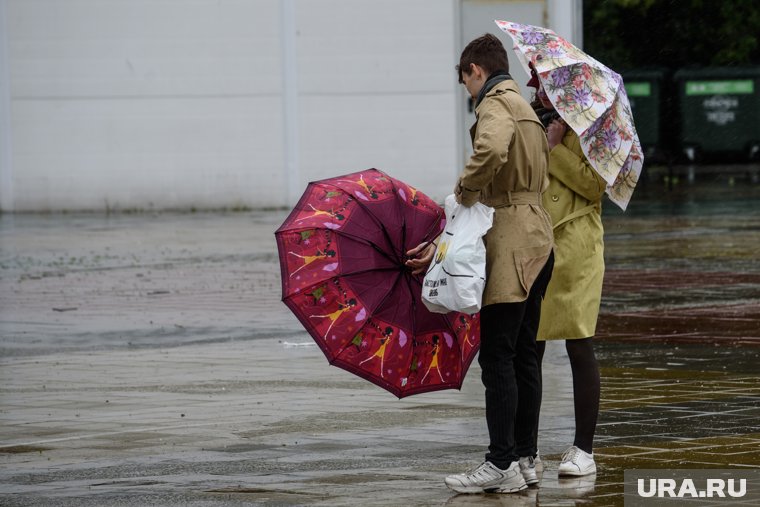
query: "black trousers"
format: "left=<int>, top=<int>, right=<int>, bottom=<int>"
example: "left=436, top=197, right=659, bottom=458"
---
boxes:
left=478, top=252, right=554, bottom=469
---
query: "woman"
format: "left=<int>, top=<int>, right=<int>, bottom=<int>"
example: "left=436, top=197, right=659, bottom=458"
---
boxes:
left=531, top=73, right=606, bottom=477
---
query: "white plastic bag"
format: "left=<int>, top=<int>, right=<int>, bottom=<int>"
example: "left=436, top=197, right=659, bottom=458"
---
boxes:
left=422, top=194, right=494, bottom=315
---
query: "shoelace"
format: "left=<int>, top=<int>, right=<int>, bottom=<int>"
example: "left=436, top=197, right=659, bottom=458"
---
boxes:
left=562, top=447, right=582, bottom=463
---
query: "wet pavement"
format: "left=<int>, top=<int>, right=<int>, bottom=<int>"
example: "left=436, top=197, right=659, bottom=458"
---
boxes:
left=1, top=177, right=759, bottom=506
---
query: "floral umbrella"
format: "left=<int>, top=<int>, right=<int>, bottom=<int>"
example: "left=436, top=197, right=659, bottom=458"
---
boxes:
left=495, top=20, right=643, bottom=210
left=275, top=168, right=480, bottom=398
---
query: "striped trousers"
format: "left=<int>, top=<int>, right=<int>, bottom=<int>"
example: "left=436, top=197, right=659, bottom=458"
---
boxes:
left=478, top=252, right=554, bottom=469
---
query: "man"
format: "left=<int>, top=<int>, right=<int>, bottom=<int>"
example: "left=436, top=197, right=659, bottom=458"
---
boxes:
left=406, top=33, right=554, bottom=494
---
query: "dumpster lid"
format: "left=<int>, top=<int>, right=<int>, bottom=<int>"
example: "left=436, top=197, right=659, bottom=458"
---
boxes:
left=674, top=66, right=760, bottom=80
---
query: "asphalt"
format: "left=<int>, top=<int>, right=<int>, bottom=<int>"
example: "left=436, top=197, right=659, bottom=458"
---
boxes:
left=1, top=175, right=759, bottom=506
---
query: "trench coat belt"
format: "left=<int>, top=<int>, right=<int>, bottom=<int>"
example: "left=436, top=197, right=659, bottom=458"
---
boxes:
left=552, top=204, right=598, bottom=230
left=488, top=191, right=542, bottom=208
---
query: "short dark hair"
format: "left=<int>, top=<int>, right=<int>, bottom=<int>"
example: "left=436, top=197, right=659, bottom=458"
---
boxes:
left=457, top=33, right=509, bottom=83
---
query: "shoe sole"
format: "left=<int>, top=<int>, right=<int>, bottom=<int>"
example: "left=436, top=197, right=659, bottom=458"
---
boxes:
left=445, top=482, right=529, bottom=494
left=446, top=485, right=486, bottom=494
left=558, top=466, right=597, bottom=477
left=488, top=483, right=528, bottom=493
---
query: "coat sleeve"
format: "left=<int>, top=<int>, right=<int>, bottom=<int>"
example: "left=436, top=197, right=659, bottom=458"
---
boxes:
left=548, top=134, right=606, bottom=202
left=457, top=99, right=515, bottom=207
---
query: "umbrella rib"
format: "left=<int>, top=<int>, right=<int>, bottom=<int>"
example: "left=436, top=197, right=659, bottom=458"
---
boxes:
left=356, top=201, right=400, bottom=262
left=391, top=175, right=408, bottom=258
left=320, top=177, right=402, bottom=262
left=421, top=214, right=443, bottom=246
left=368, top=268, right=405, bottom=327
left=329, top=228, right=400, bottom=266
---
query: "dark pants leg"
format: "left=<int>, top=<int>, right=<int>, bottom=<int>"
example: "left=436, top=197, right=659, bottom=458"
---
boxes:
left=535, top=340, right=546, bottom=456
left=478, top=253, right=554, bottom=469
left=566, top=337, right=600, bottom=454
left=534, top=337, right=600, bottom=455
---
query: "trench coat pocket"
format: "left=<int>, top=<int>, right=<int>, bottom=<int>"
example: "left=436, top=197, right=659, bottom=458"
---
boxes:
left=513, top=243, right=552, bottom=296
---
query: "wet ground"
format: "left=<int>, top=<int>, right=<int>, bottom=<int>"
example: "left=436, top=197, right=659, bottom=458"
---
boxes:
left=1, top=175, right=759, bottom=506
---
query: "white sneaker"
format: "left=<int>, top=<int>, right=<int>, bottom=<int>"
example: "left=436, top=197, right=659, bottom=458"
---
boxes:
left=444, top=461, right=527, bottom=494
left=558, top=446, right=596, bottom=476
left=518, top=456, right=539, bottom=485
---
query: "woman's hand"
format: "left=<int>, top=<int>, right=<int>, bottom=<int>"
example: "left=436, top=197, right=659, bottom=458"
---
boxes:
left=405, top=241, right=437, bottom=275
left=547, top=119, right=567, bottom=150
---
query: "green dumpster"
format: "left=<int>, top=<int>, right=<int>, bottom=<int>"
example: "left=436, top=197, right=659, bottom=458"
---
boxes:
left=674, top=67, right=760, bottom=162
left=622, top=69, right=667, bottom=159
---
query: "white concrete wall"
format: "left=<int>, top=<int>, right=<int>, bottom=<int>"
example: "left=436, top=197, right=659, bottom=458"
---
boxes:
left=3, top=0, right=285, bottom=211
left=548, top=0, right=583, bottom=47
left=0, top=0, right=460, bottom=211
left=294, top=0, right=460, bottom=205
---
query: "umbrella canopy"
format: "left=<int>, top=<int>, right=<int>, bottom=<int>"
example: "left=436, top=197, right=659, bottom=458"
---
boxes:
left=495, top=20, right=643, bottom=210
left=275, top=168, right=480, bottom=398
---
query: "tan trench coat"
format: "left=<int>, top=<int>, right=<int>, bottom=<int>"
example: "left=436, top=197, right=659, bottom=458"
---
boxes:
left=456, top=80, right=553, bottom=306
left=537, top=129, right=606, bottom=340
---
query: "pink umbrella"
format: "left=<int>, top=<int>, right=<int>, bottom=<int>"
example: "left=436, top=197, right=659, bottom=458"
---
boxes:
left=275, top=168, right=480, bottom=398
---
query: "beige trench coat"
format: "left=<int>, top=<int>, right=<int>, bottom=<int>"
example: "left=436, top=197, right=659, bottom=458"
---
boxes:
left=455, top=80, right=553, bottom=306
left=537, top=129, right=606, bottom=340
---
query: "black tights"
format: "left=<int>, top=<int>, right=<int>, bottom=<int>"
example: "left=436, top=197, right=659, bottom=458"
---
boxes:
left=536, top=337, right=600, bottom=454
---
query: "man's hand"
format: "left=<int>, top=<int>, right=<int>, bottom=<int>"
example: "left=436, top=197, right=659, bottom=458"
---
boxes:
left=405, top=241, right=437, bottom=275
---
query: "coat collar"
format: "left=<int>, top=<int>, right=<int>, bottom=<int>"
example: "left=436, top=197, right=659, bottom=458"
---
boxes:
left=474, top=71, right=511, bottom=109
left=475, top=80, right=522, bottom=114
